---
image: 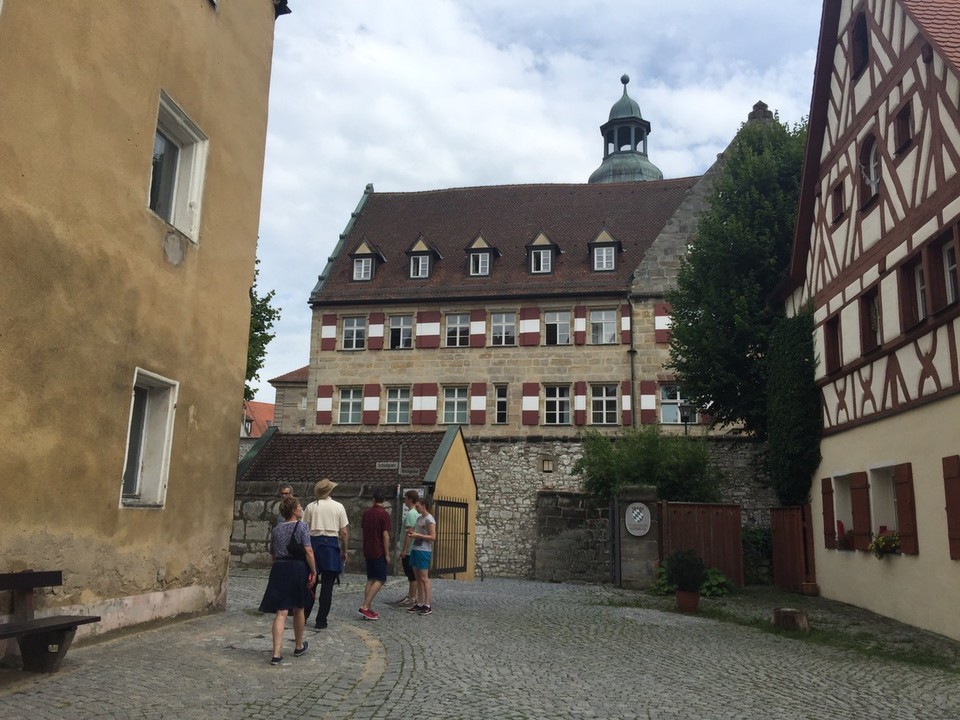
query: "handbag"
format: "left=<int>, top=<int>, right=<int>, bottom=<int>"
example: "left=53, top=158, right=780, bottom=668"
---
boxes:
left=286, top=521, right=307, bottom=561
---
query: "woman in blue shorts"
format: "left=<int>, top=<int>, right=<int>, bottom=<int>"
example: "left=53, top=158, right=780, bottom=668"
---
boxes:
left=406, top=498, right=436, bottom=616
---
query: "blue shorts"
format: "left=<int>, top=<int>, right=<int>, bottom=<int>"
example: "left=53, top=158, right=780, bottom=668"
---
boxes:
left=410, top=549, right=432, bottom=571
left=365, top=556, right=387, bottom=583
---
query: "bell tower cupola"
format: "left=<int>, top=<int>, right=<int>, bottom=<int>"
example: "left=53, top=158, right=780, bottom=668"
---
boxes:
left=588, top=75, right=663, bottom=183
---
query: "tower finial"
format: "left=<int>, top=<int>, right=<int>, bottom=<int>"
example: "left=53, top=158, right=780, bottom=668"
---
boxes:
left=621, top=74, right=630, bottom=87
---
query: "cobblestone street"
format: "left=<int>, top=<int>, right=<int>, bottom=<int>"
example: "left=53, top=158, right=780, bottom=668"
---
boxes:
left=1, top=570, right=958, bottom=719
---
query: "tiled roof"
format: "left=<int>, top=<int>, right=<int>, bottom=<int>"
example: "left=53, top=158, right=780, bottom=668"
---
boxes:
left=243, top=401, right=275, bottom=438
left=901, top=0, right=960, bottom=72
left=311, top=179, right=699, bottom=305
left=269, top=365, right=309, bottom=384
left=239, top=431, right=447, bottom=486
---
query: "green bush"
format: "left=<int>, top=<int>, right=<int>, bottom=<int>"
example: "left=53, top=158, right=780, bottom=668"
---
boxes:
left=649, top=561, right=731, bottom=596
left=574, top=426, right=723, bottom=503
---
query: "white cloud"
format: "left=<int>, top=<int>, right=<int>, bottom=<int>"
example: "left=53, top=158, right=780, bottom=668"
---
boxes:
left=251, top=0, right=822, bottom=400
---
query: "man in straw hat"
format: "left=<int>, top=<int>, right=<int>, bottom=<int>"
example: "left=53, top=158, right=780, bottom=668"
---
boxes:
left=302, top=478, right=349, bottom=629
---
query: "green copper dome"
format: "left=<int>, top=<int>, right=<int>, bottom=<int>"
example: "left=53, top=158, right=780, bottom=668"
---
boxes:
left=589, top=75, right=662, bottom=183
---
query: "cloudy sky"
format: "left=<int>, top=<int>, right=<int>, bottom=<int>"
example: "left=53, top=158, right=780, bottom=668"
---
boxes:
left=251, top=0, right=824, bottom=401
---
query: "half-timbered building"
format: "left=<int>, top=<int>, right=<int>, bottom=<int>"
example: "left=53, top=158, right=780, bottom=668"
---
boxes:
left=782, top=0, right=960, bottom=640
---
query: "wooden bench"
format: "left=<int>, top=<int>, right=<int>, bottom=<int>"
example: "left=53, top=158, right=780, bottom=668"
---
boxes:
left=0, top=570, right=100, bottom=673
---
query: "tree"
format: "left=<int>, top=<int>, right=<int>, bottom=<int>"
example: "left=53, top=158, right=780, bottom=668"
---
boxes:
left=765, top=307, right=822, bottom=506
left=573, top=427, right=722, bottom=503
left=245, top=258, right=281, bottom=401
left=667, top=116, right=807, bottom=440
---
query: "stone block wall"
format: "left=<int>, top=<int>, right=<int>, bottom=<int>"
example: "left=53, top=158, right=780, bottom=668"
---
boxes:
left=231, top=480, right=400, bottom=572
left=534, top=490, right=610, bottom=583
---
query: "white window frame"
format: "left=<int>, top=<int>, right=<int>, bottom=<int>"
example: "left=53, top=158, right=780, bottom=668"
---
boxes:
left=338, top=387, right=363, bottom=424
left=544, top=385, right=571, bottom=425
left=389, top=315, right=413, bottom=349
left=443, top=387, right=468, bottom=424
left=530, top=249, right=552, bottom=274
left=590, top=384, right=619, bottom=425
left=410, top=255, right=430, bottom=279
left=342, top=316, right=366, bottom=350
left=868, top=467, right=898, bottom=535
left=149, top=91, right=208, bottom=242
left=353, top=257, right=372, bottom=281
left=386, top=387, right=411, bottom=425
left=494, top=384, right=508, bottom=424
left=491, top=312, right=516, bottom=346
left=659, top=384, right=699, bottom=424
left=593, top=246, right=615, bottom=271
left=544, top=310, right=571, bottom=345
left=121, top=368, right=178, bottom=508
left=944, top=242, right=958, bottom=305
left=832, top=475, right=854, bottom=549
left=590, top=309, right=617, bottom=344
left=914, top=263, right=927, bottom=321
left=470, top=252, right=490, bottom=276
left=445, top=313, right=470, bottom=347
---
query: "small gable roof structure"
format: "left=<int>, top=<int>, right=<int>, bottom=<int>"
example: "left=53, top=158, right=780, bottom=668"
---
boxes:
left=239, top=427, right=476, bottom=495
left=310, top=178, right=699, bottom=305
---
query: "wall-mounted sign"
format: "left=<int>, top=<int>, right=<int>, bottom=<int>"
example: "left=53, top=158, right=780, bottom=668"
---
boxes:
left=625, top=502, right=651, bottom=537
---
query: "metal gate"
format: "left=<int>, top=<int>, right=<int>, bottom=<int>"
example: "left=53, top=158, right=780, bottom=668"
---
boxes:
left=432, top=496, right=469, bottom=576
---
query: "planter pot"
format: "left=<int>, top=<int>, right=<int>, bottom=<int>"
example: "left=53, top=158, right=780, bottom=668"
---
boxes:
left=675, top=590, right=700, bottom=614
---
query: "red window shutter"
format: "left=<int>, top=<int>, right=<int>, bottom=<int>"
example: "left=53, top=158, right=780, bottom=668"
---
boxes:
left=821, top=478, right=836, bottom=549
left=849, top=472, right=871, bottom=551
left=893, top=463, right=919, bottom=555
left=470, top=382, right=486, bottom=425
left=368, top=312, right=384, bottom=351
left=315, top=385, right=333, bottom=425
left=639, top=380, right=657, bottom=425
left=573, top=381, right=586, bottom=426
left=620, top=303, right=631, bottom=345
left=470, top=309, right=486, bottom=348
left=620, top=379, right=633, bottom=426
left=519, top=307, right=540, bottom=346
left=415, top=310, right=441, bottom=349
left=362, top=383, right=380, bottom=425
left=419, top=383, right=437, bottom=425
left=654, top=302, right=672, bottom=344
left=943, top=455, right=960, bottom=561
left=320, top=314, right=338, bottom=351
left=521, top=382, right=539, bottom=425
left=574, top=305, right=587, bottom=345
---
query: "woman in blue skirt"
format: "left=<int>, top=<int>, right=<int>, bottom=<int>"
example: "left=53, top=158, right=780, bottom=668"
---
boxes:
left=259, top=495, right=316, bottom=665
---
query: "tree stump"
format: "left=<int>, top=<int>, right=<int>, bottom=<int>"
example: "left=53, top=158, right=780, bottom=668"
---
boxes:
left=772, top=607, right=809, bottom=632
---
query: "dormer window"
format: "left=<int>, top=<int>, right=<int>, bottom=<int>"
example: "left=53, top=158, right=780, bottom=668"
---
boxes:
left=470, top=252, right=490, bottom=276
left=589, top=229, right=621, bottom=272
left=405, top=236, right=440, bottom=280
left=526, top=232, right=558, bottom=275
left=410, top=255, right=430, bottom=279
left=531, top=249, right=552, bottom=273
left=349, top=239, right=384, bottom=282
left=353, top=257, right=372, bottom=281
left=593, top=246, right=615, bottom=271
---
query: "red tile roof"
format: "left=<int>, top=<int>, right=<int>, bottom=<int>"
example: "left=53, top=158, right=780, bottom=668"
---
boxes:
left=902, top=0, right=960, bottom=72
left=311, top=179, right=699, bottom=305
left=269, top=365, right=309, bottom=384
left=243, top=401, right=275, bottom=438
left=239, top=431, right=447, bottom=486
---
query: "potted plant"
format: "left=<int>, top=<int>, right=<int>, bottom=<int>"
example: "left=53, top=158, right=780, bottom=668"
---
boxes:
left=867, top=531, right=901, bottom=559
left=665, top=548, right=707, bottom=613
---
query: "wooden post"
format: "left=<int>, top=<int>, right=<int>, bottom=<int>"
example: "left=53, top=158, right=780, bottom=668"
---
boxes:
left=772, top=607, right=810, bottom=632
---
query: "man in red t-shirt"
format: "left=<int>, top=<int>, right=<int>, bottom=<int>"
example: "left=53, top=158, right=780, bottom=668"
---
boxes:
left=359, top=489, right=391, bottom=620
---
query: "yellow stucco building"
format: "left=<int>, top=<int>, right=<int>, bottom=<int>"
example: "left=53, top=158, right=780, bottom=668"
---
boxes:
left=0, top=0, right=289, bottom=649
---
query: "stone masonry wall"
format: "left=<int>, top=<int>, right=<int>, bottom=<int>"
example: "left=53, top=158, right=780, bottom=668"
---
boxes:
left=534, top=490, right=610, bottom=583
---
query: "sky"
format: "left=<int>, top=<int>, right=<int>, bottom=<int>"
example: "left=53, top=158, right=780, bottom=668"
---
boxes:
left=251, top=0, right=824, bottom=402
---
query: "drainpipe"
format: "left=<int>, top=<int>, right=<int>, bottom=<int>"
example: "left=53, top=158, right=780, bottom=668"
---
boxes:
left=628, top=295, right=638, bottom=429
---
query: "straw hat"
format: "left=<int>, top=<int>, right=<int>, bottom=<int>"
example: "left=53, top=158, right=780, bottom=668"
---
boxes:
left=314, top=478, right=337, bottom=499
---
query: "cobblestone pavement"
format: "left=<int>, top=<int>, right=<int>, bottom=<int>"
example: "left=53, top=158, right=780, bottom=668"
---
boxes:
left=1, top=570, right=959, bottom=719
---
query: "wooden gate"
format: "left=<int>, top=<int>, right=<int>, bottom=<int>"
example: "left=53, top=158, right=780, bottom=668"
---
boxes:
left=432, top=496, right=469, bottom=577
left=659, top=502, right=743, bottom=587
left=770, top=505, right=817, bottom=594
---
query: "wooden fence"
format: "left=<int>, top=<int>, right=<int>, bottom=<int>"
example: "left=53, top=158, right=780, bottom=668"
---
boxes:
left=659, top=501, right=744, bottom=587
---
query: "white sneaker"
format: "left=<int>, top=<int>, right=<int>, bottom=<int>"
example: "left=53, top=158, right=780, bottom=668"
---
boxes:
left=398, top=597, right=414, bottom=606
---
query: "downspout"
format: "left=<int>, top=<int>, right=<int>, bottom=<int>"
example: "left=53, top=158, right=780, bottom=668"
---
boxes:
left=628, top=294, right=638, bottom=429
